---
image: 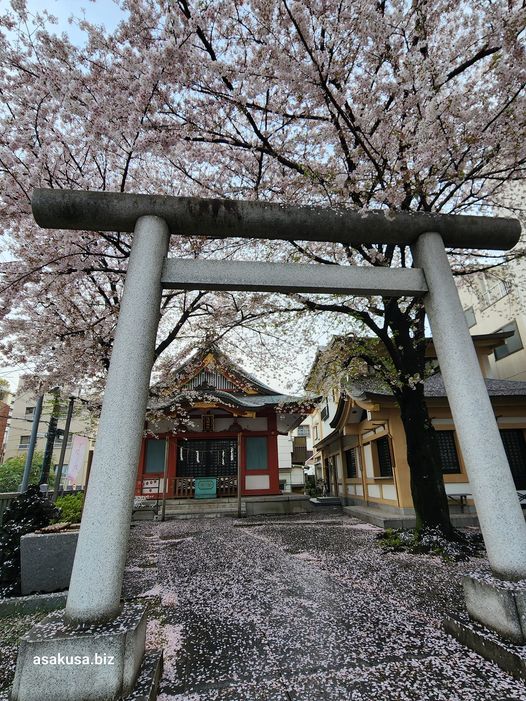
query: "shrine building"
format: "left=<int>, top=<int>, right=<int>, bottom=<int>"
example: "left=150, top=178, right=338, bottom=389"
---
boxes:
left=135, top=347, right=313, bottom=499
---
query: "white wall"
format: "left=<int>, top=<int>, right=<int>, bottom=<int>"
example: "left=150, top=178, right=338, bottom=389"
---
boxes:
left=277, top=435, right=292, bottom=469
left=320, top=397, right=339, bottom=438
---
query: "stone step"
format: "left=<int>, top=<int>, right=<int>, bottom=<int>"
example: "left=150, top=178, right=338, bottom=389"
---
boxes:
left=123, top=650, right=163, bottom=701
left=164, top=499, right=237, bottom=511
left=134, top=498, right=243, bottom=522
left=162, top=510, right=241, bottom=520
left=164, top=497, right=239, bottom=506
left=310, top=497, right=342, bottom=507
left=162, top=499, right=245, bottom=520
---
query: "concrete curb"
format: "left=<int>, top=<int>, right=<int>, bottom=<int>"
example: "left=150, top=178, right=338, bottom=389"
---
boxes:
left=0, top=591, right=67, bottom=618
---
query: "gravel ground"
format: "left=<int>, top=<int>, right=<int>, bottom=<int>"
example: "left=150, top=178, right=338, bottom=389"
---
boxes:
left=1, top=513, right=525, bottom=700
left=123, top=514, right=526, bottom=701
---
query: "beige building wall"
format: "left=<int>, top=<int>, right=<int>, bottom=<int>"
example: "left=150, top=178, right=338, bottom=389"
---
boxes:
left=458, top=261, right=526, bottom=381
left=4, top=387, right=95, bottom=486
left=328, top=396, right=526, bottom=514
left=340, top=404, right=404, bottom=509
left=310, top=333, right=526, bottom=512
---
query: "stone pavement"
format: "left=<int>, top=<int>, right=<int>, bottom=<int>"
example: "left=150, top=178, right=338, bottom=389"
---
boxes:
left=123, top=514, right=526, bottom=701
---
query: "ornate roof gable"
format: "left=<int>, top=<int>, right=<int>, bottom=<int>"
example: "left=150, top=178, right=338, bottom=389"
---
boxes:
left=174, top=348, right=279, bottom=397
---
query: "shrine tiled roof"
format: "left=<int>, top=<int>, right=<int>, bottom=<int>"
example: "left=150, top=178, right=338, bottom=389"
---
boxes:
left=423, top=373, right=526, bottom=398
left=149, top=344, right=320, bottom=413
left=148, top=390, right=316, bottom=412
left=349, top=373, right=526, bottom=401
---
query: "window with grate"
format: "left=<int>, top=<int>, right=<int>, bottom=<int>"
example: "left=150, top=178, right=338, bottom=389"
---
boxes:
left=479, top=276, right=510, bottom=309
left=292, top=436, right=307, bottom=464
left=376, top=436, right=393, bottom=477
left=345, top=448, right=358, bottom=478
left=436, top=431, right=461, bottom=474
left=500, top=430, right=526, bottom=490
left=178, top=439, right=237, bottom=478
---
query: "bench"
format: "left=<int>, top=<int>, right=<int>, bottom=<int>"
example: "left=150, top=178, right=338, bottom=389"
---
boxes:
left=448, top=492, right=526, bottom=512
left=447, top=493, right=471, bottom=513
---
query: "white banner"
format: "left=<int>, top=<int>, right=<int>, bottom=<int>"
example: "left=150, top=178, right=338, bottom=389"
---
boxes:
left=66, top=435, right=89, bottom=485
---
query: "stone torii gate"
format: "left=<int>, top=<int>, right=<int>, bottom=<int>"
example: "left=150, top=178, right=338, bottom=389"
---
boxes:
left=10, top=189, right=526, bottom=700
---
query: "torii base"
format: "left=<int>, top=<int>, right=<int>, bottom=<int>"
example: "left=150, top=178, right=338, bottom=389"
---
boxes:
left=444, top=613, right=526, bottom=681
left=9, top=602, right=158, bottom=701
left=444, top=570, right=526, bottom=681
left=462, top=572, right=526, bottom=643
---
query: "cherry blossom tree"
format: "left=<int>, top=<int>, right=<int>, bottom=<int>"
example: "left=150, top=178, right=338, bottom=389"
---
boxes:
left=1, top=0, right=525, bottom=534
left=0, top=0, right=298, bottom=396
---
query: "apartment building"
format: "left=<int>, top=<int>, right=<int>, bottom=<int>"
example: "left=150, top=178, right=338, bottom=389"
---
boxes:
left=458, top=260, right=526, bottom=381
left=3, top=384, right=94, bottom=487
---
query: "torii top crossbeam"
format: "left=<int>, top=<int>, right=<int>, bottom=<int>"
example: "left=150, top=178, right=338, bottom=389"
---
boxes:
left=32, top=189, right=520, bottom=250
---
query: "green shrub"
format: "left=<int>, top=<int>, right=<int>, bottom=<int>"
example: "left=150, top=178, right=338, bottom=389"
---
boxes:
left=0, top=486, right=59, bottom=597
left=304, top=475, right=324, bottom=497
left=0, top=452, right=45, bottom=492
left=376, top=526, right=484, bottom=562
left=54, top=492, right=84, bottom=524
left=304, top=475, right=317, bottom=497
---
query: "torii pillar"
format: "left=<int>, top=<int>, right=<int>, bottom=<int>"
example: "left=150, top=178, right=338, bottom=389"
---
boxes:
left=11, top=214, right=170, bottom=701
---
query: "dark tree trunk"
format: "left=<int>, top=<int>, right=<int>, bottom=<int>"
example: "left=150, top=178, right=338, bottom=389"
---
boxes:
left=397, top=384, right=454, bottom=537
left=378, top=296, right=454, bottom=538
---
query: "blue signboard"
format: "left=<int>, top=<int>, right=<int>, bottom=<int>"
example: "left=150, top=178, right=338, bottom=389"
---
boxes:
left=195, top=477, right=217, bottom=499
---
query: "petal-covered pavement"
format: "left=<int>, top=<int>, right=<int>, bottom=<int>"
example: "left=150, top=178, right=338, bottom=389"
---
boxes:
left=123, top=514, right=526, bottom=700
